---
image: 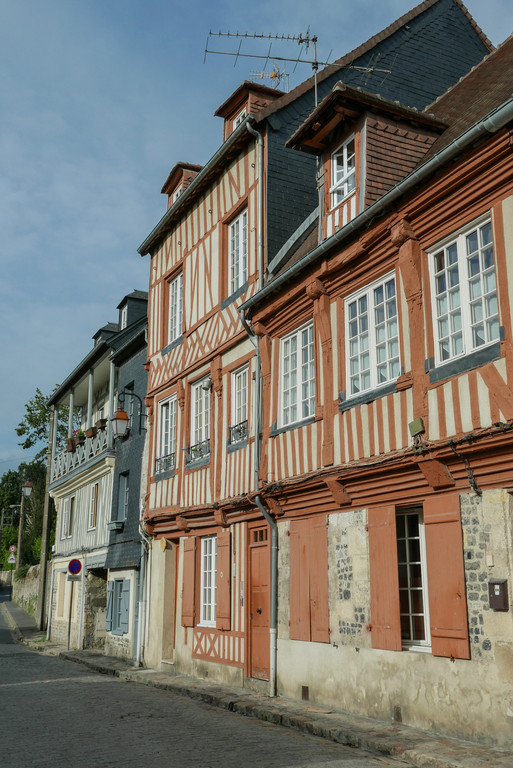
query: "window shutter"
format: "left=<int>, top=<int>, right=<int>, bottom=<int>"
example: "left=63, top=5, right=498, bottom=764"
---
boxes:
left=309, top=516, right=330, bottom=643
left=424, top=495, right=470, bottom=660
left=368, top=506, right=402, bottom=651
left=216, top=529, right=231, bottom=631
left=181, top=537, right=196, bottom=627
left=121, top=580, right=130, bottom=634
left=106, top=580, right=114, bottom=632
left=289, top=520, right=310, bottom=641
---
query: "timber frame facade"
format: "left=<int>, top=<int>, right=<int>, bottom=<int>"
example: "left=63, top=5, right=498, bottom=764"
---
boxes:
left=137, top=0, right=500, bottom=725
left=241, top=35, right=513, bottom=746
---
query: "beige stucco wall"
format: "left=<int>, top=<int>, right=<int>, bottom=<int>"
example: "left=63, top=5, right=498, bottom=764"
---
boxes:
left=143, top=540, right=177, bottom=670
left=276, top=493, right=513, bottom=747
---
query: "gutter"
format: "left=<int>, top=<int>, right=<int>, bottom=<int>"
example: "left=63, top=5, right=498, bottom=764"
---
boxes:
left=241, top=96, right=513, bottom=315
left=240, top=121, right=278, bottom=697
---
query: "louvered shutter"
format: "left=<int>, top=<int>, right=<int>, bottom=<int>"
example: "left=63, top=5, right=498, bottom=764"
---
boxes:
left=289, top=520, right=310, bottom=640
left=310, top=516, right=330, bottom=643
left=121, top=580, right=130, bottom=634
left=106, top=580, right=114, bottom=632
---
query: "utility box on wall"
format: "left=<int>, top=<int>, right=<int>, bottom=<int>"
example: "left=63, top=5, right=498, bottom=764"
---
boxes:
left=488, top=579, right=509, bottom=611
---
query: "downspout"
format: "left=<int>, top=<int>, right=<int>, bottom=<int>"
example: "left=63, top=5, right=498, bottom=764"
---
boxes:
left=242, top=121, right=278, bottom=698
left=136, top=517, right=152, bottom=667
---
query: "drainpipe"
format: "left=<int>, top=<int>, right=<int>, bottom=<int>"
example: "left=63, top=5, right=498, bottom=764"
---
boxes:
left=136, top=518, right=152, bottom=666
left=240, top=123, right=278, bottom=697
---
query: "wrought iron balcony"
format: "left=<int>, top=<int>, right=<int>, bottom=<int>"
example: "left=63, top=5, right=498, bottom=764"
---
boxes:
left=184, top=439, right=210, bottom=465
left=50, top=429, right=111, bottom=485
left=155, top=452, right=176, bottom=475
left=228, top=419, right=248, bottom=444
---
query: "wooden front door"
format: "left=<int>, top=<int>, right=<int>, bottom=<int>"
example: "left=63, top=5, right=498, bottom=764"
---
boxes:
left=249, top=524, right=270, bottom=680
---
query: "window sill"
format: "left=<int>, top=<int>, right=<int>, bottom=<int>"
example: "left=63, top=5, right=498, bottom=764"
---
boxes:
left=270, top=416, right=315, bottom=437
left=403, top=644, right=431, bottom=654
left=161, top=334, right=184, bottom=357
left=184, top=455, right=211, bottom=470
left=227, top=438, right=247, bottom=453
left=426, top=338, right=502, bottom=384
left=220, top=280, right=249, bottom=311
left=107, top=520, right=124, bottom=532
left=339, top=380, right=398, bottom=412
left=155, top=468, right=175, bottom=482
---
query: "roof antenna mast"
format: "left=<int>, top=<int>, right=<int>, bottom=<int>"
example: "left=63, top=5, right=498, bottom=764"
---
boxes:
left=204, top=29, right=324, bottom=105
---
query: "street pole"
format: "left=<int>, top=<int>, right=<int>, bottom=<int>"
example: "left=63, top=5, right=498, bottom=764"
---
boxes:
left=16, top=496, right=26, bottom=569
left=36, top=405, right=55, bottom=631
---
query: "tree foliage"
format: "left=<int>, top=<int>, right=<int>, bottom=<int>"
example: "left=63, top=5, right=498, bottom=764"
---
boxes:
left=15, top=387, right=78, bottom=461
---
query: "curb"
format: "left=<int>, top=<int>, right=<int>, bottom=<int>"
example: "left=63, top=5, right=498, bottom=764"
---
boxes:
left=7, top=625, right=512, bottom=768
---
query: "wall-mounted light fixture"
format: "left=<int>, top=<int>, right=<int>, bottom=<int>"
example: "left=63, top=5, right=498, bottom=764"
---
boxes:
left=111, top=389, right=146, bottom=438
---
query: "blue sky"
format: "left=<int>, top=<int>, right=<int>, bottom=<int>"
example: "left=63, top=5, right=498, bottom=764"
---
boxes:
left=1, top=0, right=512, bottom=474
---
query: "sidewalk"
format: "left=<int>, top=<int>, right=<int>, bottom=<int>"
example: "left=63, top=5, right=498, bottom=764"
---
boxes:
left=1, top=597, right=512, bottom=768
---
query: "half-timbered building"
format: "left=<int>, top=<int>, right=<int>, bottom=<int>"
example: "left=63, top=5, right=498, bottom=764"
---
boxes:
left=47, top=291, right=147, bottom=655
left=138, top=0, right=492, bottom=694
left=241, top=35, right=513, bottom=747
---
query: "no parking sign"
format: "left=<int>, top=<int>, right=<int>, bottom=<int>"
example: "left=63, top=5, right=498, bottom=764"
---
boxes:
left=67, top=559, right=82, bottom=580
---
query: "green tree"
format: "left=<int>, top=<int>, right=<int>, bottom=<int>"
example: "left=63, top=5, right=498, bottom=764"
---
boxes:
left=15, top=387, right=78, bottom=461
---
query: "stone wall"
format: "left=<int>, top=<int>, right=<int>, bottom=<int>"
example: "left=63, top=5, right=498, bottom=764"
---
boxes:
left=83, top=570, right=107, bottom=649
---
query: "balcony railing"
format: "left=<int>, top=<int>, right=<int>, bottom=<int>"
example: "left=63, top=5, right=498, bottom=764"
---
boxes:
left=50, top=429, right=110, bottom=484
left=155, top=452, right=176, bottom=475
left=184, top=439, right=210, bottom=465
left=228, top=420, right=248, bottom=444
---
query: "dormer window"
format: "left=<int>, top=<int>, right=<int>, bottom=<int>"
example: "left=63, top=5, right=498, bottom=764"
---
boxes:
left=233, top=108, right=247, bottom=129
left=172, top=184, right=183, bottom=203
left=120, top=305, right=128, bottom=330
left=331, top=135, right=355, bottom=208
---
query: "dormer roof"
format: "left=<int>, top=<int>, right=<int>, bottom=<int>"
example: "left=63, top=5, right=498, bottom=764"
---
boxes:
left=161, top=162, right=203, bottom=196
left=286, top=82, right=447, bottom=154
left=214, top=80, right=284, bottom=119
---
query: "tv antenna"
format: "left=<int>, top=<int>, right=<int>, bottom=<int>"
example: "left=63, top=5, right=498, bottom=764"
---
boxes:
left=249, top=61, right=290, bottom=92
left=204, top=30, right=391, bottom=106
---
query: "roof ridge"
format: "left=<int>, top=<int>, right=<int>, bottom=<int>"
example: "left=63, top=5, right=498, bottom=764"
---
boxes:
left=255, top=0, right=477, bottom=123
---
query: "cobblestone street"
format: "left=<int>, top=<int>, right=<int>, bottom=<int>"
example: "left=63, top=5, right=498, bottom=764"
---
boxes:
left=0, top=602, right=399, bottom=768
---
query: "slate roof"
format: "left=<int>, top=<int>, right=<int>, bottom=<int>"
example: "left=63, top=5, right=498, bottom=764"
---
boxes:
left=421, top=34, right=513, bottom=160
left=254, top=0, right=492, bottom=118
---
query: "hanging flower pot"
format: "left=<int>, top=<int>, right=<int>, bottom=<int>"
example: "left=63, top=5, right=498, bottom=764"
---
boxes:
left=66, top=438, right=77, bottom=452
left=85, top=426, right=97, bottom=438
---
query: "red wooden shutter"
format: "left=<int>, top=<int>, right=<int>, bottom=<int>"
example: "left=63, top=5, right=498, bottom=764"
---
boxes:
left=290, top=517, right=330, bottom=642
left=310, top=516, right=330, bottom=643
left=216, top=529, right=231, bottom=631
left=368, top=506, right=402, bottom=651
left=181, top=537, right=196, bottom=627
left=289, top=520, right=310, bottom=640
left=424, top=495, right=470, bottom=660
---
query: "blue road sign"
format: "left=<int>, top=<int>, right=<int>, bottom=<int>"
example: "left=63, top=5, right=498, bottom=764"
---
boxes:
left=68, top=559, right=82, bottom=575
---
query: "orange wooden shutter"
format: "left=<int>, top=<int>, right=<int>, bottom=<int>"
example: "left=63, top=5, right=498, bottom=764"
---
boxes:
left=216, top=529, right=231, bottom=631
left=368, top=506, right=402, bottom=651
left=289, top=520, right=310, bottom=640
left=181, top=537, right=196, bottom=627
left=309, top=516, right=330, bottom=643
left=424, top=495, right=470, bottom=660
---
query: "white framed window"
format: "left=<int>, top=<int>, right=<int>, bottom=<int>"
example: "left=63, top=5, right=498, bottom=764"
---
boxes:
left=229, top=209, right=248, bottom=296
left=346, top=273, right=400, bottom=397
left=168, top=273, right=183, bottom=344
left=280, top=322, right=315, bottom=427
left=330, top=134, right=356, bottom=207
left=120, top=305, right=128, bottom=330
left=88, top=483, right=98, bottom=530
left=396, top=508, right=430, bottom=649
left=233, top=108, right=246, bottom=129
left=172, top=184, right=183, bottom=203
left=200, top=535, right=217, bottom=626
left=61, top=496, right=75, bottom=539
left=191, top=379, right=210, bottom=448
left=430, top=218, right=499, bottom=365
left=230, top=365, right=249, bottom=443
left=156, top=396, right=177, bottom=474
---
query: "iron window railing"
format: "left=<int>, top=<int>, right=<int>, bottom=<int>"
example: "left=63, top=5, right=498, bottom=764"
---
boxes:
left=155, top=452, right=176, bottom=474
left=228, top=420, right=248, bottom=444
left=184, top=439, right=210, bottom=465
